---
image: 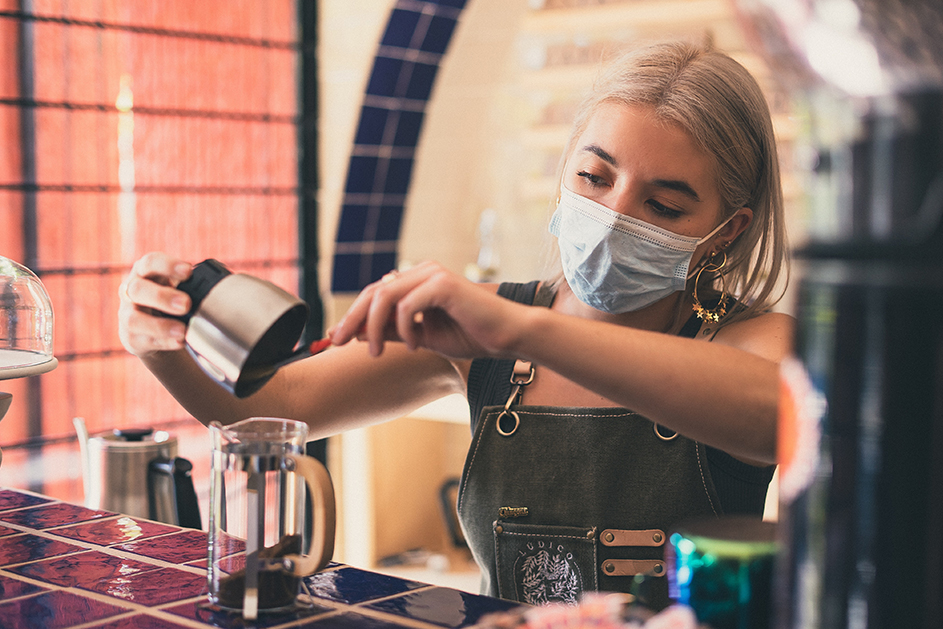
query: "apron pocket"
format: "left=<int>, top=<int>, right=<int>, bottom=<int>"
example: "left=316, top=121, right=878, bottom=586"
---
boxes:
left=493, top=520, right=597, bottom=605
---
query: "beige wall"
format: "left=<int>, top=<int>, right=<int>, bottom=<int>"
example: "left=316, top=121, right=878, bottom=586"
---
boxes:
left=319, top=0, right=802, bottom=324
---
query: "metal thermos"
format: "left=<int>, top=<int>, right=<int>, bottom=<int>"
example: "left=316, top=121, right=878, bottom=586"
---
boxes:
left=74, top=418, right=201, bottom=529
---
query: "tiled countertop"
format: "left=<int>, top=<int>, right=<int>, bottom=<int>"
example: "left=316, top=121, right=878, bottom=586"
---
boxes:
left=0, top=487, right=522, bottom=629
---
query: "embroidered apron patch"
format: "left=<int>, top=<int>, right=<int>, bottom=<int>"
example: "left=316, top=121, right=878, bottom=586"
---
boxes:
left=494, top=521, right=597, bottom=605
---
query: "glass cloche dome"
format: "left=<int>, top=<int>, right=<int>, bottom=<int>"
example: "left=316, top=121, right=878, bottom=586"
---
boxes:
left=0, top=255, right=56, bottom=379
left=0, top=255, right=56, bottom=466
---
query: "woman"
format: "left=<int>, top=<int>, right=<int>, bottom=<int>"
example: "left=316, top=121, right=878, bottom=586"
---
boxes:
left=119, top=41, right=792, bottom=609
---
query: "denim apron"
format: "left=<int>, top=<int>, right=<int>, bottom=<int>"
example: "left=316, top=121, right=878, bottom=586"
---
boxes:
left=458, top=282, right=725, bottom=610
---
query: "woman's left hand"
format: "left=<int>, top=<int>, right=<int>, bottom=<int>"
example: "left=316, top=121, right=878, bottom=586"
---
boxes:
left=328, top=262, right=523, bottom=360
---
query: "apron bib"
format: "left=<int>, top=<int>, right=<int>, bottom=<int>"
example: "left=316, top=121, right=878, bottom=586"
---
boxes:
left=457, top=404, right=722, bottom=609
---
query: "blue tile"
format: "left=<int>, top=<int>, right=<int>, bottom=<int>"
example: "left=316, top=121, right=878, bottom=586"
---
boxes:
left=296, top=611, right=413, bottom=629
left=337, top=205, right=370, bottom=242
left=382, top=9, right=422, bottom=49
left=346, top=156, right=380, bottom=194
left=0, top=590, right=129, bottom=629
left=384, top=158, right=414, bottom=195
left=405, top=62, right=439, bottom=101
left=303, top=567, right=425, bottom=604
left=393, top=110, right=424, bottom=147
left=364, top=588, right=523, bottom=628
left=435, top=0, right=468, bottom=8
left=356, top=107, right=391, bottom=146
left=367, top=57, right=405, bottom=98
left=421, top=16, right=457, bottom=54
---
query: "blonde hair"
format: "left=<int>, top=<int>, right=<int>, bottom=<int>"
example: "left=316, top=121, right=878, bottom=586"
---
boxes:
left=552, top=41, right=789, bottom=325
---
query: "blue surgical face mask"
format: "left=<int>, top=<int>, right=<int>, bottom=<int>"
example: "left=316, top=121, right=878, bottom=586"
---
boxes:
left=549, top=184, right=732, bottom=313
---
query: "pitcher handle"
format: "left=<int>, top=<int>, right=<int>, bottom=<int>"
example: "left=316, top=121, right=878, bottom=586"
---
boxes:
left=282, top=453, right=336, bottom=576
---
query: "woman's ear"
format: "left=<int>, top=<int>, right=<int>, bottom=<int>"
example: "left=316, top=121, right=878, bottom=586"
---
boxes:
left=717, top=207, right=753, bottom=250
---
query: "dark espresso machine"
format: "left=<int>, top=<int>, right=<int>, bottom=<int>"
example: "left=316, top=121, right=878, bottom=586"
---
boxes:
left=736, top=1, right=943, bottom=627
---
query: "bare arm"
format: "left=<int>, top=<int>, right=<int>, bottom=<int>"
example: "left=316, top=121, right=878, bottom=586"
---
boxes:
left=330, top=262, right=793, bottom=463
left=119, top=253, right=464, bottom=436
left=510, top=307, right=791, bottom=463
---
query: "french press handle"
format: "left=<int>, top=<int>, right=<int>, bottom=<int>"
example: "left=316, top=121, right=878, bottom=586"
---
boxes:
left=280, top=453, right=336, bottom=576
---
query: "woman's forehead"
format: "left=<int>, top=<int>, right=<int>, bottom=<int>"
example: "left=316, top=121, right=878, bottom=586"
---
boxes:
left=574, top=104, right=718, bottom=184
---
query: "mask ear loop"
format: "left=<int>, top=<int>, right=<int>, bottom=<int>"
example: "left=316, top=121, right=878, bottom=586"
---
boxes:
left=692, top=250, right=729, bottom=323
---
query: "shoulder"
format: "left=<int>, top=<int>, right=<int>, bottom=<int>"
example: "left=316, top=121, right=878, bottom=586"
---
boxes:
left=711, top=311, right=795, bottom=363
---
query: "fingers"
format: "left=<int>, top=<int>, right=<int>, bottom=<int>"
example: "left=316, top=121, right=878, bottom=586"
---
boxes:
left=123, top=252, right=192, bottom=316
left=118, top=252, right=193, bottom=356
left=329, top=263, right=439, bottom=356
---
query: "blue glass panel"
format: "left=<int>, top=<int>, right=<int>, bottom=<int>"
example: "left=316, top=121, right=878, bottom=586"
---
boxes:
left=385, top=158, right=414, bottom=194
left=393, top=110, right=424, bottom=147
left=367, top=57, right=405, bottom=97
left=332, top=254, right=367, bottom=293
left=370, top=252, right=398, bottom=282
left=376, top=205, right=406, bottom=241
left=405, top=62, right=438, bottom=101
left=356, top=107, right=391, bottom=145
left=382, top=9, right=421, bottom=49
left=346, top=156, right=380, bottom=194
left=336, top=205, right=370, bottom=242
left=421, top=16, right=457, bottom=54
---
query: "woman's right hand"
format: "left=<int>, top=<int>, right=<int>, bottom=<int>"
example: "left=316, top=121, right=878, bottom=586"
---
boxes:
left=118, top=252, right=194, bottom=357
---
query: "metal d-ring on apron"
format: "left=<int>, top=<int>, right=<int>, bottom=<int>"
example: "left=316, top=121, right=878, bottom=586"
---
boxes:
left=495, top=356, right=677, bottom=442
left=495, top=359, right=534, bottom=436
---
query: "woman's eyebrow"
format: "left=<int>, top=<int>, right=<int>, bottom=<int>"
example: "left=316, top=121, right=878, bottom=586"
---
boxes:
left=581, top=143, right=617, bottom=165
left=581, top=143, right=702, bottom=202
left=651, top=178, right=702, bottom=202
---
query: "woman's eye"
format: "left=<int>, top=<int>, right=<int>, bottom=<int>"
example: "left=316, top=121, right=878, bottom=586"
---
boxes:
left=576, top=171, right=607, bottom=188
left=648, top=200, right=683, bottom=219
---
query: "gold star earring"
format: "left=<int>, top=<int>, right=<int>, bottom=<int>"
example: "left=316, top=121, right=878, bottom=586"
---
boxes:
left=692, top=249, right=729, bottom=323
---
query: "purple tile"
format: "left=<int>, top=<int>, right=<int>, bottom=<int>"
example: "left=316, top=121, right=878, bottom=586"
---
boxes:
left=0, top=572, right=49, bottom=599
left=364, top=588, right=523, bottom=628
left=0, top=589, right=129, bottom=628
left=0, top=501, right=110, bottom=529
left=54, top=515, right=178, bottom=546
left=113, top=529, right=208, bottom=564
left=303, top=567, right=425, bottom=604
left=90, top=613, right=193, bottom=628
left=165, top=598, right=331, bottom=628
left=9, top=549, right=159, bottom=587
left=0, top=533, right=84, bottom=566
left=0, top=488, right=51, bottom=511
left=82, top=565, right=206, bottom=606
